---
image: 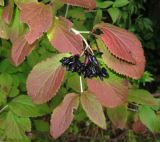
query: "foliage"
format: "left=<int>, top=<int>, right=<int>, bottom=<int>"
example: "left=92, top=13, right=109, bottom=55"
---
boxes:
left=0, top=0, right=159, bottom=141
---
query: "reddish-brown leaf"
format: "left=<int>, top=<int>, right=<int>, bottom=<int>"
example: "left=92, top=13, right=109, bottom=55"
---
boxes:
left=20, top=2, right=52, bottom=44
left=133, top=119, right=146, bottom=133
left=95, top=23, right=145, bottom=65
left=107, top=105, right=128, bottom=129
left=96, top=39, right=145, bottom=79
left=11, top=35, right=36, bottom=66
left=27, top=53, right=69, bottom=104
left=87, top=77, right=128, bottom=108
left=2, top=0, right=14, bottom=24
left=80, top=91, right=106, bottom=129
left=61, top=0, right=96, bottom=9
left=47, top=17, right=83, bottom=54
left=50, top=93, right=79, bottom=138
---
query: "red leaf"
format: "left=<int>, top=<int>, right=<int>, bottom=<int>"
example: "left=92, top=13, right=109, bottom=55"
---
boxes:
left=61, top=0, right=96, bottom=10
left=47, top=17, right=83, bottom=54
left=95, top=23, right=145, bottom=64
left=27, top=53, right=69, bottom=104
left=50, top=93, right=79, bottom=138
left=11, top=35, right=35, bottom=66
left=96, top=39, right=145, bottom=79
left=2, top=0, right=14, bottom=24
left=80, top=91, right=106, bottom=129
left=87, top=78, right=128, bottom=108
left=133, top=119, right=146, bottom=133
left=20, top=2, right=52, bottom=44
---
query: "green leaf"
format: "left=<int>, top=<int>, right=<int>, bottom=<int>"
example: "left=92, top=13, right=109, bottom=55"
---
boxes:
left=113, top=0, right=129, bottom=8
left=4, top=111, right=31, bottom=141
left=34, top=119, right=49, bottom=132
left=107, top=105, right=128, bottom=129
left=0, top=73, right=13, bottom=96
left=108, top=7, right=120, bottom=23
left=96, top=1, right=113, bottom=9
left=0, top=91, right=7, bottom=106
left=93, top=9, right=102, bottom=25
left=66, top=73, right=86, bottom=93
left=80, top=91, right=106, bottom=129
left=139, top=106, right=160, bottom=132
left=9, top=95, right=51, bottom=117
left=128, top=89, right=158, bottom=106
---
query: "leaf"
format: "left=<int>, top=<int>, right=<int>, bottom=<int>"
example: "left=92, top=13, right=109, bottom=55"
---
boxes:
left=139, top=106, right=160, bottom=132
left=27, top=53, right=69, bottom=104
left=93, top=9, right=102, bottom=25
left=0, top=8, right=9, bottom=39
left=96, top=1, right=113, bottom=9
left=128, top=89, right=158, bottom=106
left=0, top=73, right=13, bottom=96
left=47, top=17, right=83, bottom=54
left=96, top=39, right=145, bottom=79
left=132, top=119, right=146, bottom=133
left=11, top=35, right=36, bottom=66
left=113, top=0, right=129, bottom=8
left=50, top=93, right=79, bottom=138
left=34, top=119, right=49, bottom=132
left=95, top=23, right=145, bottom=65
left=61, top=0, right=96, bottom=10
left=80, top=91, right=106, bottom=129
left=107, top=105, right=128, bottom=129
left=4, top=111, right=31, bottom=141
left=108, top=7, right=120, bottom=23
left=8, top=8, right=25, bottom=42
left=0, top=0, right=4, bottom=6
left=20, top=2, right=53, bottom=44
left=14, top=0, right=38, bottom=8
left=9, top=95, right=50, bottom=117
left=2, top=0, right=14, bottom=24
left=87, top=77, right=128, bottom=108
left=0, top=91, right=7, bottom=106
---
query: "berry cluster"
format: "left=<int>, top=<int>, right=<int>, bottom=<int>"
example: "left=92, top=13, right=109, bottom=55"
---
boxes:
left=60, top=53, right=108, bottom=80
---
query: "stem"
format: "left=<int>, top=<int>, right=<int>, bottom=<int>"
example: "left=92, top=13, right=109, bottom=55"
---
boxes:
left=0, top=105, right=8, bottom=114
left=71, top=28, right=94, bottom=54
left=80, top=76, right=83, bottom=93
left=65, top=4, right=69, bottom=18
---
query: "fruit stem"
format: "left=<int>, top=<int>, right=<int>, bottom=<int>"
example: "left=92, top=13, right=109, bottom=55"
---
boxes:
left=71, top=28, right=94, bottom=55
left=0, top=105, right=8, bottom=114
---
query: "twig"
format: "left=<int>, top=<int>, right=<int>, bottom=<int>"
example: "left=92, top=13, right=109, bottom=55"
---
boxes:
left=0, top=105, right=8, bottom=114
left=65, top=4, right=69, bottom=18
left=79, top=76, right=83, bottom=93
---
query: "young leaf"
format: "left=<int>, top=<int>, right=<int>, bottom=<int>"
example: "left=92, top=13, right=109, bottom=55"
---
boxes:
left=11, top=35, right=36, bottom=66
left=4, top=111, right=31, bottom=141
left=27, top=53, right=69, bottom=104
left=20, top=2, right=52, bottom=44
left=113, top=0, right=129, bottom=8
left=80, top=91, right=106, bottom=129
left=47, top=17, right=83, bottom=54
left=9, top=95, right=50, bottom=117
left=61, top=0, right=96, bottom=10
left=14, top=0, right=38, bottom=8
left=50, top=93, right=79, bottom=138
left=96, top=39, right=145, bottom=79
left=95, top=23, right=145, bottom=65
left=128, top=89, right=158, bottom=106
left=108, top=7, right=120, bottom=23
left=139, top=106, right=160, bottom=132
left=2, top=0, right=14, bottom=24
left=87, top=77, right=128, bottom=108
left=107, top=105, right=128, bottom=129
